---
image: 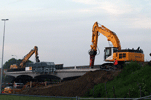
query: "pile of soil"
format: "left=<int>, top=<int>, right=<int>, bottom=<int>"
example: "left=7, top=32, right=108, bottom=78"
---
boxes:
left=20, top=69, right=122, bottom=97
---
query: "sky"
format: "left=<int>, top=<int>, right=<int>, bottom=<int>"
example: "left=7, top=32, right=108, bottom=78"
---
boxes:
left=0, top=0, right=151, bottom=67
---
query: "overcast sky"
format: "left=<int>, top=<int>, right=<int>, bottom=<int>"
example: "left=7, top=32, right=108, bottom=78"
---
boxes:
left=0, top=0, right=150, bottom=67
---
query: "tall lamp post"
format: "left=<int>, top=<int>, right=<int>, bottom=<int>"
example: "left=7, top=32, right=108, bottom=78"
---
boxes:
left=0, top=19, right=9, bottom=94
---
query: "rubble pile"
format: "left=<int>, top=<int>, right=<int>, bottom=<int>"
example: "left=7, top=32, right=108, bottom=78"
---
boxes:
left=21, top=70, right=122, bottom=97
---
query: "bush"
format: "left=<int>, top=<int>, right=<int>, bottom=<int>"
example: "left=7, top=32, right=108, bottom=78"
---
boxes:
left=85, top=61, right=151, bottom=98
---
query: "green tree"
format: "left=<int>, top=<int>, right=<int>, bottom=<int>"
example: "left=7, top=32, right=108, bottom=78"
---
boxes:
left=3, top=58, right=33, bottom=69
left=2, top=58, right=33, bottom=83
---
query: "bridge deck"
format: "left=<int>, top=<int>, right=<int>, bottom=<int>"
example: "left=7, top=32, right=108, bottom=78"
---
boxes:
left=5, top=65, right=101, bottom=80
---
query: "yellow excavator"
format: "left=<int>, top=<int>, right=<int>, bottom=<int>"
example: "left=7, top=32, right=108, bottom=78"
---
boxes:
left=10, top=46, right=40, bottom=69
left=89, top=22, right=144, bottom=68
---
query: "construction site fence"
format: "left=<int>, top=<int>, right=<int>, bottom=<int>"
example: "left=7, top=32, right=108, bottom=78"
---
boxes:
left=1, top=94, right=151, bottom=100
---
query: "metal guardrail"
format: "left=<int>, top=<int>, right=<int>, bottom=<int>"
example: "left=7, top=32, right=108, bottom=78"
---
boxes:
left=133, top=94, right=151, bottom=100
left=1, top=94, right=77, bottom=99
left=1, top=93, right=151, bottom=100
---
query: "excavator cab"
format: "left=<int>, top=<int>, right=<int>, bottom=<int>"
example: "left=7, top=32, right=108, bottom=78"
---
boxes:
left=104, top=47, right=118, bottom=61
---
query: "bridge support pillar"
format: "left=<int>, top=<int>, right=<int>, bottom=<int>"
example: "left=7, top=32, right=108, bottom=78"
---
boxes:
left=30, top=81, right=32, bottom=88
left=45, top=81, right=47, bottom=86
left=13, top=81, right=15, bottom=94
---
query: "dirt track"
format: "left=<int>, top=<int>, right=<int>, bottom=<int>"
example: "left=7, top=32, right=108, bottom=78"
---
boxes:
left=20, top=69, right=122, bottom=97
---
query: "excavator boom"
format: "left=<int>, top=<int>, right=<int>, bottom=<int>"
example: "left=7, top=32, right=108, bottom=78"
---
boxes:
left=19, top=46, right=40, bottom=68
left=91, top=22, right=121, bottom=51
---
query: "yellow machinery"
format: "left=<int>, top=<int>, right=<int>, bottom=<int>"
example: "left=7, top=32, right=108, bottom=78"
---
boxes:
left=10, top=46, right=40, bottom=69
left=89, top=22, right=144, bottom=67
left=3, top=86, right=13, bottom=94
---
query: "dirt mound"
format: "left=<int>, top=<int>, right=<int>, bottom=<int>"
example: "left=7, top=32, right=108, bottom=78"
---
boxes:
left=20, top=69, right=122, bottom=97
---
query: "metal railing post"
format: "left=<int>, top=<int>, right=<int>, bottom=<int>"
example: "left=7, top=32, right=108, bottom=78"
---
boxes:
left=105, top=82, right=108, bottom=98
left=139, top=86, right=141, bottom=97
left=113, top=86, right=116, bottom=98
left=76, top=96, right=78, bottom=100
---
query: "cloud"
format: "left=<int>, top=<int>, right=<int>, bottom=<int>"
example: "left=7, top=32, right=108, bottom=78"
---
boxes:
left=72, top=0, right=134, bottom=15
left=129, top=17, right=151, bottom=29
left=71, top=0, right=151, bottom=29
left=72, top=0, right=99, bottom=5
left=100, top=3, right=133, bottom=15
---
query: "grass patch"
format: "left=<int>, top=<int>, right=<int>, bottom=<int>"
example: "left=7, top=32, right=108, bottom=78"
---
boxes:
left=85, top=61, right=151, bottom=98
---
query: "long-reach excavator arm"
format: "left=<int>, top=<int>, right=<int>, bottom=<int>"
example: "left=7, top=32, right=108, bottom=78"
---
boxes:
left=10, top=46, right=40, bottom=69
left=89, top=22, right=121, bottom=67
left=19, top=46, right=40, bottom=68
left=91, top=22, right=121, bottom=50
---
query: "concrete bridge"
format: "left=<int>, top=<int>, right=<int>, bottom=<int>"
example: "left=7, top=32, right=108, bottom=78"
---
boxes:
left=5, top=66, right=100, bottom=83
left=5, top=68, right=99, bottom=79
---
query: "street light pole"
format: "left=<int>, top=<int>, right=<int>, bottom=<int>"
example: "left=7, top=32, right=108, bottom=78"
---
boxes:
left=0, top=19, right=9, bottom=94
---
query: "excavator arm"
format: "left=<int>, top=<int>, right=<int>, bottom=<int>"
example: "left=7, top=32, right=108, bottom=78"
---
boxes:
left=19, top=46, right=40, bottom=68
left=89, top=22, right=121, bottom=67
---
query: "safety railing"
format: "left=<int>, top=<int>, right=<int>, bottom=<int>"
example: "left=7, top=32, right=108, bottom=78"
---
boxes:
left=1, top=93, right=151, bottom=100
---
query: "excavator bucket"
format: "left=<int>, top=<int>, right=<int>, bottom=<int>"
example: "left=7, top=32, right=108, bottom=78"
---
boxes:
left=89, top=49, right=97, bottom=68
left=36, top=56, right=40, bottom=62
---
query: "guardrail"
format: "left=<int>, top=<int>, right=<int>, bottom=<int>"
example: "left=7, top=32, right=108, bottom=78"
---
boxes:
left=1, top=93, right=151, bottom=100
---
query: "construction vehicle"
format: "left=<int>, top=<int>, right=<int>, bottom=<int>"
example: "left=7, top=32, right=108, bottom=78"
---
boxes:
left=10, top=46, right=40, bottom=69
left=89, top=22, right=144, bottom=68
left=3, top=82, right=46, bottom=94
left=3, top=86, right=13, bottom=94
